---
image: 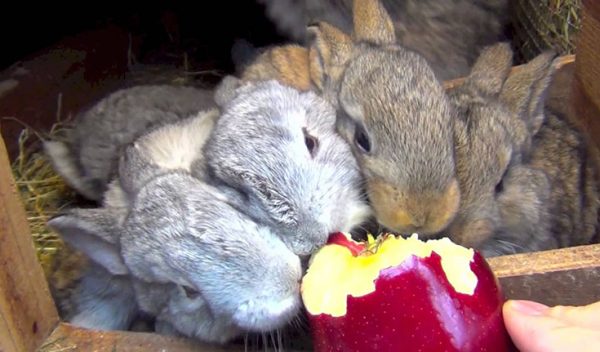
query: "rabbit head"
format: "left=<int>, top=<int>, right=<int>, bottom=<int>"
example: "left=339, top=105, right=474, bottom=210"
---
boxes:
left=48, top=171, right=303, bottom=344
left=205, top=78, right=371, bottom=256
left=43, top=85, right=216, bottom=201
left=445, top=42, right=558, bottom=254
left=305, top=0, right=460, bottom=236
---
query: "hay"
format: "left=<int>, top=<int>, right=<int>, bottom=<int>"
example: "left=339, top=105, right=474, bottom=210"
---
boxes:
left=7, top=117, right=77, bottom=278
left=512, top=0, right=582, bottom=62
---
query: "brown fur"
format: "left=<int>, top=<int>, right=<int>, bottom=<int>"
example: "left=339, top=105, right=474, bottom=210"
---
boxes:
left=241, top=45, right=312, bottom=91
left=241, top=0, right=461, bottom=236
left=447, top=43, right=600, bottom=256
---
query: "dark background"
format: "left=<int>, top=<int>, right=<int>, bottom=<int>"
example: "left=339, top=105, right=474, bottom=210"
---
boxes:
left=0, top=1, right=290, bottom=72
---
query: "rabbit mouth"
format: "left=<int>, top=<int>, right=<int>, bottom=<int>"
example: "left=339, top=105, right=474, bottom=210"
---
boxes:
left=232, top=295, right=301, bottom=332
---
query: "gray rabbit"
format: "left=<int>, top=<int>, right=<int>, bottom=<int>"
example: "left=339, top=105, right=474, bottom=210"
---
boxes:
left=255, top=0, right=508, bottom=80
left=49, top=170, right=302, bottom=344
left=43, top=84, right=216, bottom=201
left=48, top=78, right=371, bottom=342
left=204, top=78, right=372, bottom=256
left=445, top=42, right=600, bottom=256
left=239, top=0, right=462, bottom=237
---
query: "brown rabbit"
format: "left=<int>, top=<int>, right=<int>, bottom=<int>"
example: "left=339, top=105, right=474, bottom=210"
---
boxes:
left=242, top=0, right=461, bottom=237
left=254, top=0, right=508, bottom=80
left=445, top=42, right=600, bottom=256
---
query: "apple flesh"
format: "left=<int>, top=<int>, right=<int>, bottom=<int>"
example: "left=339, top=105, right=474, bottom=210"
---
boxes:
left=301, top=233, right=515, bottom=352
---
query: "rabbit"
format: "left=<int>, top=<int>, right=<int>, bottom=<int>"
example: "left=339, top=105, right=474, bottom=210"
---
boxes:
left=443, top=42, right=600, bottom=257
left=253, top=0, right=508, bottom=80
left=43, top=84, right=217, bottom=202
left=46, top=178, right=140, bottom=331
left=47, top=169, right=303, bottom=344
left=47, top=107, right=220, bottom=331
left=203, top=78, right=372, bottom=256
left=301, top=0, right=460, bottom=237
left=240, top=0, right=462, bottom=238
left=48, top=78, right=369, bottom=340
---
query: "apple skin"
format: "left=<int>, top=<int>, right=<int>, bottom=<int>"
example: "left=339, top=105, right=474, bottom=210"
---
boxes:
left=326, top=232, right=366, bottom=256
left=307, top=250, right=516, bottom=352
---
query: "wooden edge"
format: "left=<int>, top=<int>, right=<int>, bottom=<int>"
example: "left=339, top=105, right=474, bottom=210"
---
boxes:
left=489, top=243, right=600, bottom=306
left=39, top=323, right=306, bottom=352
left=488, top=243, right=600, bottom=277
left=0, top=134, right=60, bottom=352
left=443, top=54, right=576, bottom=90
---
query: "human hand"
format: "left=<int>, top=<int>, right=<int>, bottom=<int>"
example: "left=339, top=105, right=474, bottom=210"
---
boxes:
left=503, top=299, right=600, bottom=352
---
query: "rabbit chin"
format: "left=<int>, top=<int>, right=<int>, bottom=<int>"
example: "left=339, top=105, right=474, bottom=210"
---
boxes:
left=232, top=295, right=301, bottom=332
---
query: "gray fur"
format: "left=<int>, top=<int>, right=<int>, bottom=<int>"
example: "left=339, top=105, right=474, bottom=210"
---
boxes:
left=48, top=171, right=302, bottom=344
left=256, top=0, right=508, bottom=80
left=312, top=19, right=460, bottom=236
left=44, top=85, right=216, bottom=201
left=205, top=79, right=372, bottom=256
left=446, top=43, right=600, bottom=256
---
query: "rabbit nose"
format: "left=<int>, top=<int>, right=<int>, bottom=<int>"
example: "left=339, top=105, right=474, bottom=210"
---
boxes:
left=410, top=213, right=426, bottom=228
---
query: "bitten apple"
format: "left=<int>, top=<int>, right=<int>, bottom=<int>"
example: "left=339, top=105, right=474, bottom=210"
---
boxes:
left=301, top=233, right=514, bottom=352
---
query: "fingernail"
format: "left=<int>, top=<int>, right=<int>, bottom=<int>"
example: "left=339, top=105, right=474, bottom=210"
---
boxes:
left=509, top=300, right=549, bottom=316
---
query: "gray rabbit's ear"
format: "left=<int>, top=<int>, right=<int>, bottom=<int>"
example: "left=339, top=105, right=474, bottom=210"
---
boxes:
left=47, top=208, right=128, bottom=276
left=464, top=42, right=514, bottom=96
left=499, top=50, right=558, bottom=136
left=214, top=75, right=243, bottom=107
left=307, top=22, right=354, bottom=91
left=43, top=140, right=101, bottom=201
left=352, top=0, right=396, bottom=45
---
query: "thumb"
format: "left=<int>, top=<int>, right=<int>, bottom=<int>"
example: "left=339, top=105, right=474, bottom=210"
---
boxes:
left=503, top=300, right=600, bottom=352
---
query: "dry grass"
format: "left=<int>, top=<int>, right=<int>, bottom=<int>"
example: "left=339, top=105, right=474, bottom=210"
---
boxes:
left=512, top=0, right=582, bottom=61
left=7, top=117, right=77, bottom=277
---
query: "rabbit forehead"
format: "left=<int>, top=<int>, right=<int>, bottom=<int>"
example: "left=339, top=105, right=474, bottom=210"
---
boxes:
left=339, top=49, right=456, bottom=189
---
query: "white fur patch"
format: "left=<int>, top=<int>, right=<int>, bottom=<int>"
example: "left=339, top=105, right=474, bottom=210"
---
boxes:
left=138, top=109, right=218, bottom=171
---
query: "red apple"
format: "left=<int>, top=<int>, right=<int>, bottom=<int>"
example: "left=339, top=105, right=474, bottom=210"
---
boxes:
left=301, top=233, right=515, bottom=352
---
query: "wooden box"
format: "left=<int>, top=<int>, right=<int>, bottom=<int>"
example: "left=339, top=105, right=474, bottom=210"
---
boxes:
left=2, top=1, right=600, bottom=351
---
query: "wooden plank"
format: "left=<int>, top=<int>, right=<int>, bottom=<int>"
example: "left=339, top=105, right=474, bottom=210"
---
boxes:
left=0, top=135, right=59, bottom=352
left=39, top=323, right=305, bottom=352
left=577, top=0, right=600, bottom=110
left=573, top=0, right=600, bottom=154
left=488, top=244, right=600, bottom=306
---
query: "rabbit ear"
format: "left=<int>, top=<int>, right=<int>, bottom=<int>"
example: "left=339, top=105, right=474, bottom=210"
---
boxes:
left=499, top=50, right=558, bottom=136
left=463, top=42, right=514, bottom=96
left=307, top=22, right=354, bottom=91
left=352, top=0, right=396, bottom=45
left=47, top=208, right=129, bottom=275
left=43, top=140, right=101, bottom=201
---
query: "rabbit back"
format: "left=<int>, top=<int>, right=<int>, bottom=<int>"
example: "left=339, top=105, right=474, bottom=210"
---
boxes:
left=44, top=85, right=216, bottom=201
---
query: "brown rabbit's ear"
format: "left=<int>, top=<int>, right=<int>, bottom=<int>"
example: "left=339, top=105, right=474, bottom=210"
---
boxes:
left=499, top=50, right=558, bottom=136
left=308, top=22, right=354, bottom=91
left=352, top=0, right=396, bottom=45
left=464, top=42, right=514, bottom=96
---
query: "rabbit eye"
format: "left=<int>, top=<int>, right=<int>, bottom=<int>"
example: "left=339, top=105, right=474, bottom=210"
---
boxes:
left=302, top=128, right=319, bottom=157
left=182, top=285, right=200, bottom=299
left=354, top=125, right=371, bottom=153
left=494, top=179, right=504, bottom=194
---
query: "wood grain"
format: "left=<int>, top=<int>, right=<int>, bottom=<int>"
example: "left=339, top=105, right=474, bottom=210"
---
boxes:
left=0, top=135, right=59, bottom=352
left=39, top=323, right=306, bottom=352
left=487, top=244, right=600, bottom=306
